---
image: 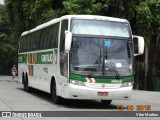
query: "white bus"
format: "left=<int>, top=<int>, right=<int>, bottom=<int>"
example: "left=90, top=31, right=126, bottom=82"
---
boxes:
left=18, top=15, right=144, bottom=105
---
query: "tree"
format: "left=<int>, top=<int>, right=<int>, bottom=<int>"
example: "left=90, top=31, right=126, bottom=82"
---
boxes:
left=0, top=4, right=17, bottom=75
left=63, top=0, right=105, bottom=15
left=1, top=0, right=160, bottom=91
left=63, top=0, right=160, bottom=90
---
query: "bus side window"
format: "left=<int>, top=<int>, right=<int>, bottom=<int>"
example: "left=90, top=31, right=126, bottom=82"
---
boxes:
left=32, top=32, right=36, bottom=50
left=60, top=20, right=68, bottom=76
left=32, top=32, right=36, bottom=51
left=26, top=35, right=30, bottom=51
left=49, top=26, right=54, bottom=48
left=44, top=27, right=50, bottom=49
left=39, top=30, right=45, bottom=50
left=54, top=23, right=59, bottom=48
left=23, top=36, right=28, bottom=52
left=30, top=33, right=34, bottom=51
left=60, top=20, right=68, bottom=52
left=35, top=31, right=40, bottom=50
left=37, top=31, right=42, bottom=50
left=49, top=22, right=59, bottom=48
left=40, top=28, right=49, bottom=50
left=22, top=37, right=25, bottom=52
left=19, top=37, right=23, bottom=52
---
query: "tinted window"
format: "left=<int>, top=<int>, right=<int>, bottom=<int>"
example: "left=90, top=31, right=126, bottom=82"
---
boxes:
left=49, top=23, right=59, bottom=48
left=60, top=20, right=68, bottom=52
left=20, top=22, right=60, bottom=52
left=71, top=19, right=131, bottom=37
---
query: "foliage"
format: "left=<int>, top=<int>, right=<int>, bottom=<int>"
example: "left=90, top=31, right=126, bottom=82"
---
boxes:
left=0, top=0, right=160, bottom=90
left=0, top=4, right=17, bottom=75
left=63, top=0, right=104, bottom=15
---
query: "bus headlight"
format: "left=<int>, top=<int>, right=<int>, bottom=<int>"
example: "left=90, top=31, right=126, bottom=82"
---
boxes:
left=121, top=82, right=133, bottom=87
left=70, top=79, right=85, bottom=86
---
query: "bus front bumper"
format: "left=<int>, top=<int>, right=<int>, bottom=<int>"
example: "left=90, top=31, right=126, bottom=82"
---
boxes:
left=66, top=84, right=132, bottom=100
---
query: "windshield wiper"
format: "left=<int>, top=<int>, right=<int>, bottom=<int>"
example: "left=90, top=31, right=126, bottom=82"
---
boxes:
left=105, top=40, right=120, bottom=79
left=88, top=56, right=101, bottom=78
left=88, top=49, right=102, bottom=78
left=105, top=55, right=120, bottom=79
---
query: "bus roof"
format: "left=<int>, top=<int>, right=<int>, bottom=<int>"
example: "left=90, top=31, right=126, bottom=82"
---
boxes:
left=21, top=15, right=129, bottom=36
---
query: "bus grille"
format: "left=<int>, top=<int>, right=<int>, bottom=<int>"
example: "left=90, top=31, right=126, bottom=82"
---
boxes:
left=84, top=83, right=121, bottom=89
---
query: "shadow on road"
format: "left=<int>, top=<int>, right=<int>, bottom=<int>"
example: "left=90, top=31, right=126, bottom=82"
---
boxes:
left=16, top=87, right=120, bottom=110
left=61, top=100, right=118, bottom=110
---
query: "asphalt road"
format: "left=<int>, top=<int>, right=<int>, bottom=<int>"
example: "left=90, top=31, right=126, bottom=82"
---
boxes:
left=0, top=76, right=159, bottom=120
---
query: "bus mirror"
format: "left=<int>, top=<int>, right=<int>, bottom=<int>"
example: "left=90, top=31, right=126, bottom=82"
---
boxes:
left=65, top=31, right=72, bottom=52
left=132, top=35, right=144, bottom=56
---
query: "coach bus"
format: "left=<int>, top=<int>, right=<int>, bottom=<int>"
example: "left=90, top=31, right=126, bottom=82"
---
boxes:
left=18, top=15, right=144, bottom=105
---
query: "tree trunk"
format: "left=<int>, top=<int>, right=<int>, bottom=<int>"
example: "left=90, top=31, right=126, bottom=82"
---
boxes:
left=144, top=42, right=148, bottom=90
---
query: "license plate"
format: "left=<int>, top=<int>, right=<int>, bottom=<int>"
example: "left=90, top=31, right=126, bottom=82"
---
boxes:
left=97, top=92, right=108, bottom=96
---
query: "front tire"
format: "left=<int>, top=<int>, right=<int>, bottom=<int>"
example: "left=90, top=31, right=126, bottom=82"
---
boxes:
left=101, top=100, right=112, bottom=105
left=51, top=80, right=62, bottom=104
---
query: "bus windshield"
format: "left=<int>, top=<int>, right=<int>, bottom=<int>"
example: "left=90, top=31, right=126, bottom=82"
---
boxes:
left=70, top=36, right=134, bottom=77
left=71, top=19, right=131, bottom=38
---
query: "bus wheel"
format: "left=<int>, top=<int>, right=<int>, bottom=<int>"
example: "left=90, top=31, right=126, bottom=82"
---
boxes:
left=23, top=74, right=31, bottom=92
left=22, top=73, right=24, bottom=84
left=51, top=80, right=61, bottom=104
left=101, top=100, right=112, bottom=105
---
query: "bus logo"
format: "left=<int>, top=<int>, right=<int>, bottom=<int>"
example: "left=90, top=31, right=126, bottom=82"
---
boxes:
left=41, top=54, right=53, bottom=62
left=111, top=80, right=122, bottom=84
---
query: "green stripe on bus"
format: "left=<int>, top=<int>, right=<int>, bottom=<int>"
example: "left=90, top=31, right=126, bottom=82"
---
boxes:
left=36, top=51, right=53, bottom=64
left=18, top=50, right=57, bottom=64
left=69, top=73, right=87, bottom=82
left=69, top=73, right=134, bottom=83
left=95, top=76, right=134, bottom=83
left=18, top=54, right=27, bottom=63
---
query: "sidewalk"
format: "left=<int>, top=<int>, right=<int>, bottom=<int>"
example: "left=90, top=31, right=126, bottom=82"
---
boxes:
left=0, top=75, right=18, bottom=81
left=132, top=90, right=160, bottom=104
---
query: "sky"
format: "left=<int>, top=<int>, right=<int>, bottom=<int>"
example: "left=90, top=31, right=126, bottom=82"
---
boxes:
left=0, top=0, right=4, bottom=5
